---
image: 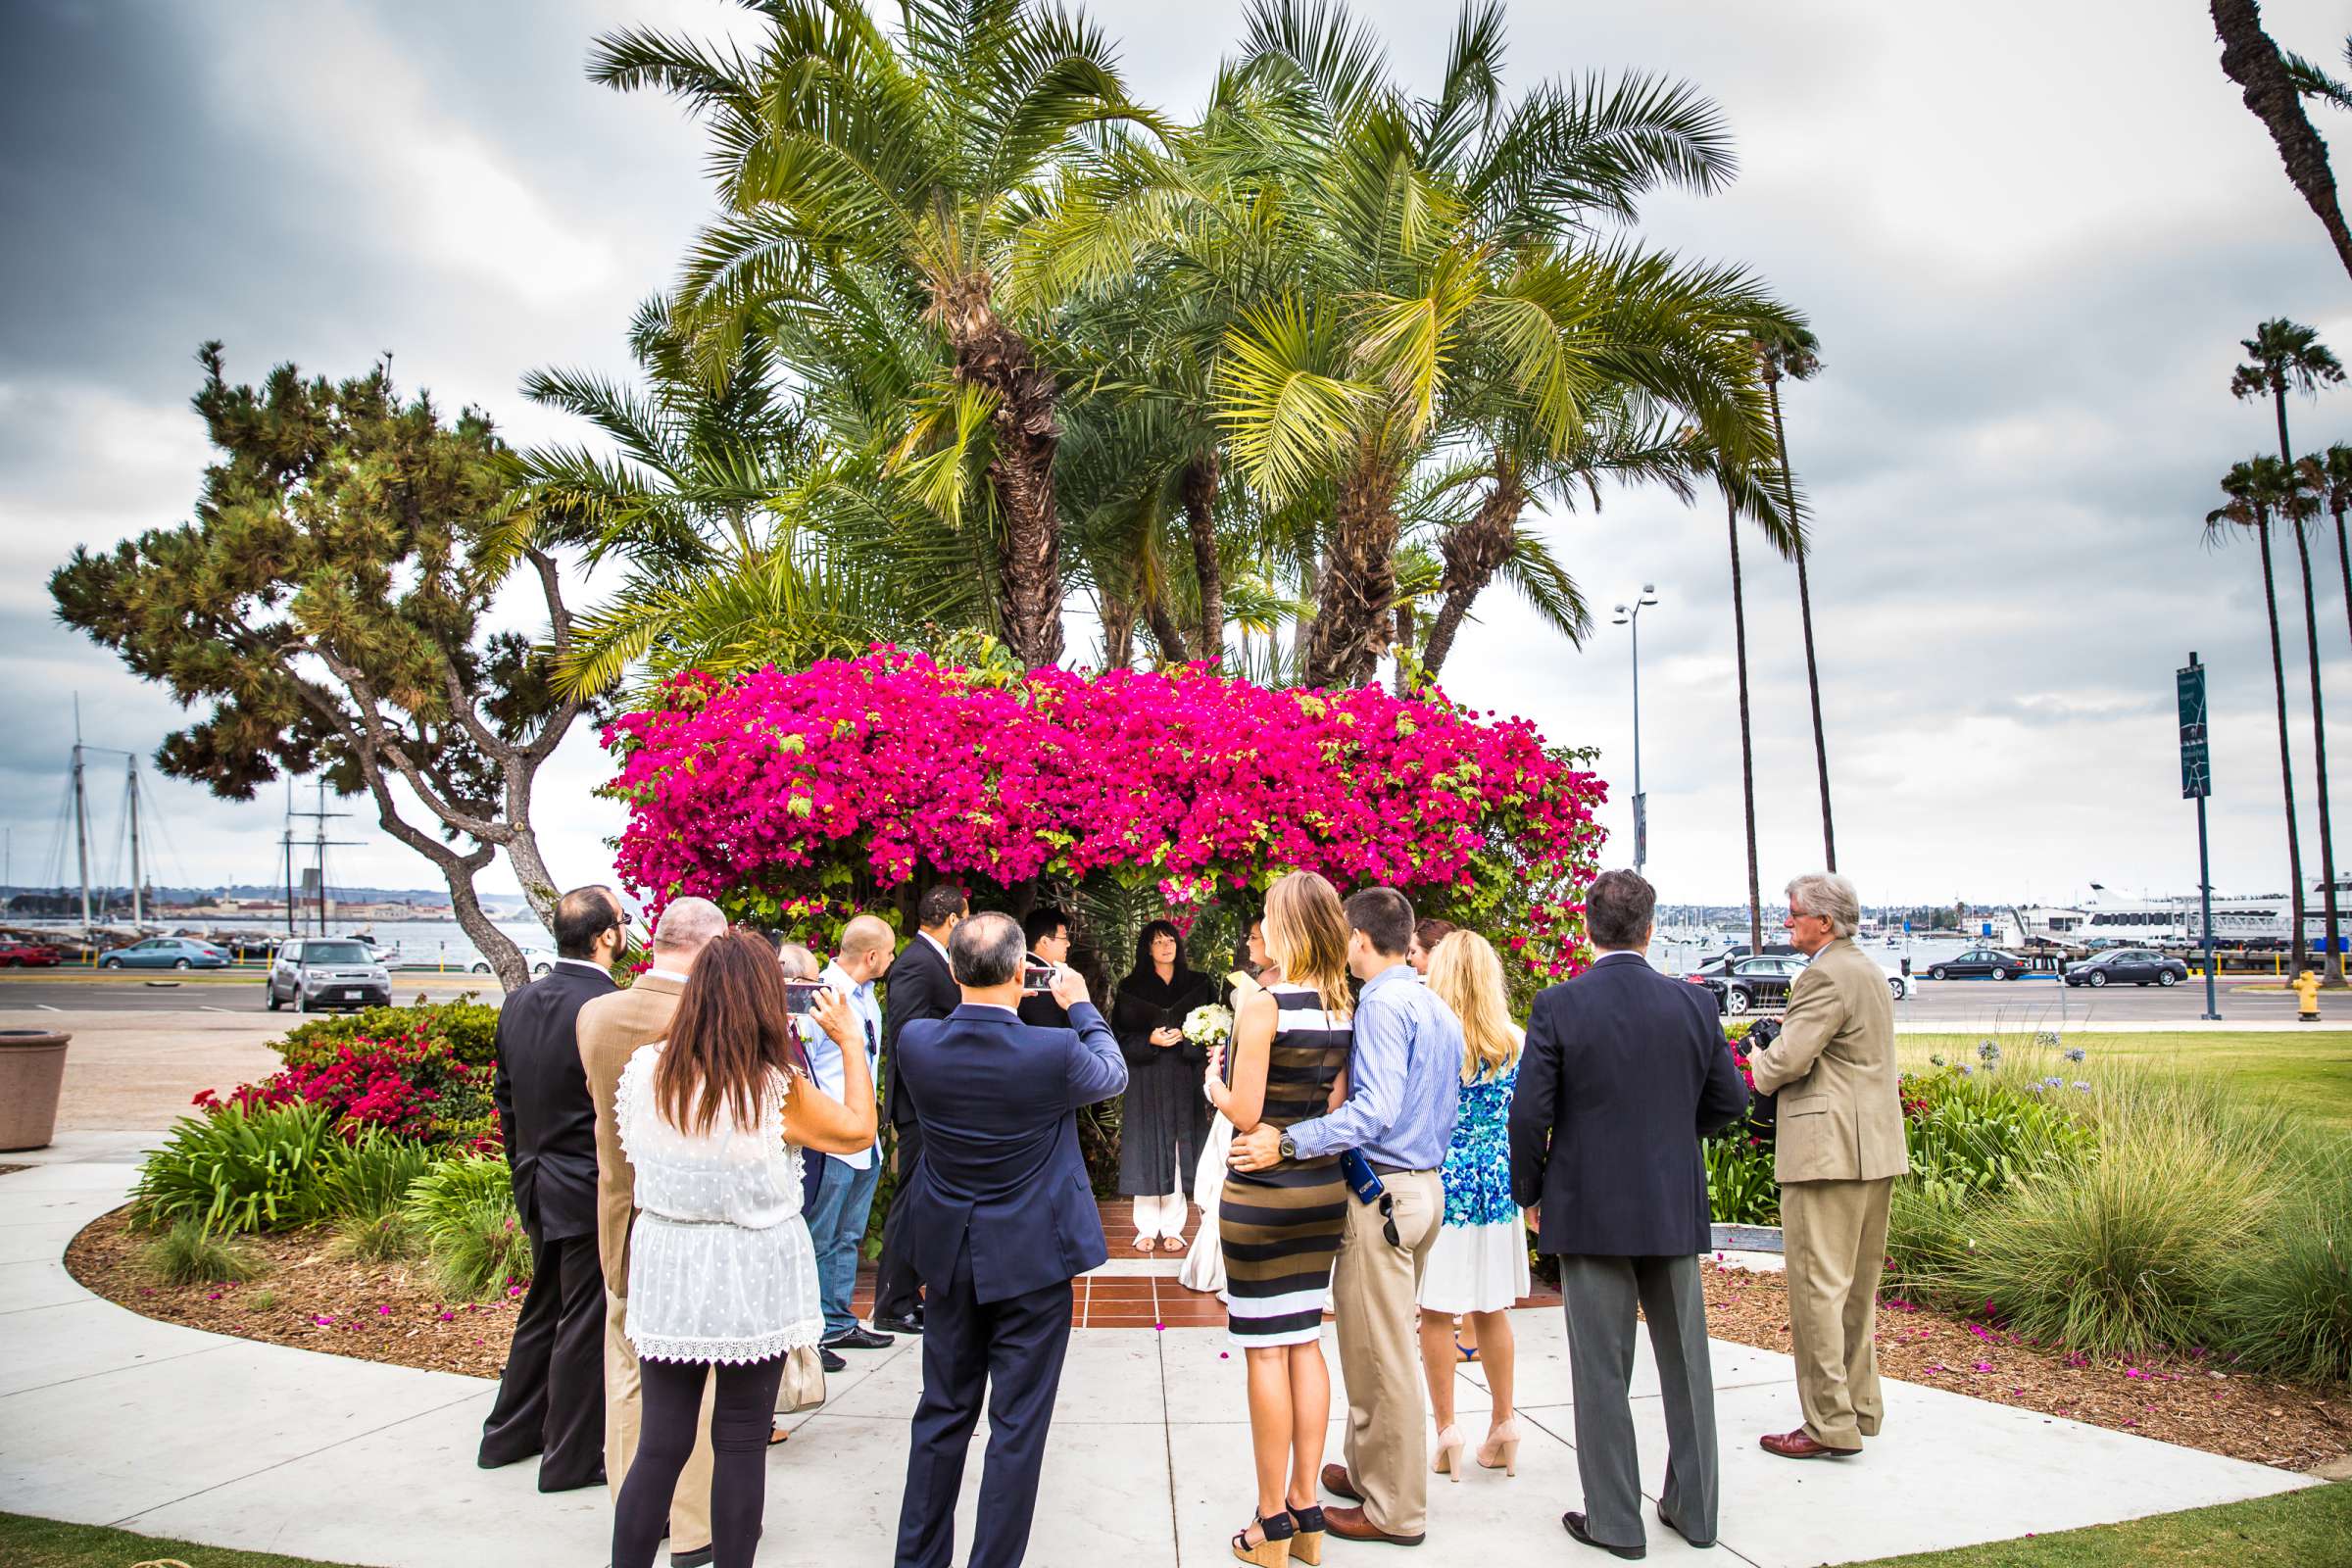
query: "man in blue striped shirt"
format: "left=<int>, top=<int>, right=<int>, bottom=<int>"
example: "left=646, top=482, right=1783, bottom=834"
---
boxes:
left=1232, top=885, right=1462, bottom=1548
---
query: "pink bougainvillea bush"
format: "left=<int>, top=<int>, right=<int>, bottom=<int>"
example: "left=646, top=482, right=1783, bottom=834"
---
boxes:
left=604, top=650, right=1608, bottom=979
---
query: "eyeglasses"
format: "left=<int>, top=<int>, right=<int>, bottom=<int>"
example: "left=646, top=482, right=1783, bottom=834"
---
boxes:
left=1376, top=1192, right=1400, bottom=1249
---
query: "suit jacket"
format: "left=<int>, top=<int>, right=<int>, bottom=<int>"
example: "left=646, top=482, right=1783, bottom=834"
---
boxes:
left=575, top=972, right=686, bottom=1298
left=1508, top=951, right=1748, bottom=1257
left=896, top=1001, right=1128, bottom=1303
left=492, top=961, right=618, bottom=1243
left=1748, top=937, right=1909, bottom=1184
left=881, top=933, right=958, bottom=1131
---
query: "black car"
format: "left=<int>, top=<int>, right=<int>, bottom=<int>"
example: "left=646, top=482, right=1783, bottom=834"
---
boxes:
left=2063, top=949, right=2189, bottom=988
left=1924, top=947, right=2032, bottom=981
left=1690, top=953, right=1910, bottom=1015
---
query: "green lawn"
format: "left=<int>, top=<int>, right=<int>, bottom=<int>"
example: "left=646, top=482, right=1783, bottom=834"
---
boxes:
left=0, top=1513, right=372, bottom=1567
left=1839, top=1482, right=2352, bottom=1566
left=1900, top=1030, right=2352, bottom=1131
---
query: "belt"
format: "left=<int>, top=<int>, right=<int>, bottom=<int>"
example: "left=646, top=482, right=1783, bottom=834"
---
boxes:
left=1367, top=1162, right=1436, bottom=1178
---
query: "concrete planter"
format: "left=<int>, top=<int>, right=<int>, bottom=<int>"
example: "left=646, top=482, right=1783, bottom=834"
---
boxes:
left=0, top=1029, right=71, bottom=1151
left=1710, top=1221, right=1784, bottom=1254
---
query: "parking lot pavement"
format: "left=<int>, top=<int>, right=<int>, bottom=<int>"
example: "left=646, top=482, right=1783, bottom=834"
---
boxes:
left=1708, top=973, right=2326, bottom=1028
left=0, top=973, right=506, bottom=1013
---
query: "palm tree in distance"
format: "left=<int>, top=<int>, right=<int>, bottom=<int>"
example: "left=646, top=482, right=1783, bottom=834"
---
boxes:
left=2234, top=319, right=2344, bottom=981
left=2210, top=0, right=2352, bottom=283
left=2317, top=443, right=2352, bottom=653
left=2206, top=457, right=2310, bottom=981
left=2286, top=455, right=2347, bottom=985
left=1754, top=320, right=1835, bottom=871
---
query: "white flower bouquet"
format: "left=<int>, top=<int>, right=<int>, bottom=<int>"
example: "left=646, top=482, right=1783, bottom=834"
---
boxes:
left=1182, top=1003, right=1234, bottom=1049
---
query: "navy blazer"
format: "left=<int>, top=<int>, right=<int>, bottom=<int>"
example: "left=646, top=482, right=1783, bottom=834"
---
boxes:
left=492, top=961, right=618, bottom=1243
left=882, top=935, right=958, bottom=1131
left=896, top=1000, right=1128, bottom=1303
left=1507, top=951, right=1747, bottom=1258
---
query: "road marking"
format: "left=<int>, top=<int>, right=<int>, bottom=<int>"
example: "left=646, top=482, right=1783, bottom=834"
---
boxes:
left=200, top=1005, right=236, bottom=1014
left=34, top=1004, right=61, bottom=1012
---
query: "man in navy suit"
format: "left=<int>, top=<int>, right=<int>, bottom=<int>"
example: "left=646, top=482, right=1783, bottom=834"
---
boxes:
left=1508, top=869, right=1748, bottom=1559
left=890, top=911, right=1127, bottom=1568
left=872, top=883, right=968, bottom=1336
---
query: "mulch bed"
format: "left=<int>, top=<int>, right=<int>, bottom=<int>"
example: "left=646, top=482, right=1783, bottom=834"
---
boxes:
left=1698, top=1259, right=2352, bottom=1472
left=66, top=1206, right=522, bottom=1379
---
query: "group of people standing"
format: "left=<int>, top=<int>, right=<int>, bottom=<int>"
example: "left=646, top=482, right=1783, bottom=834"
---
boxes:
left=471, top=861, right=1907, bottom=1567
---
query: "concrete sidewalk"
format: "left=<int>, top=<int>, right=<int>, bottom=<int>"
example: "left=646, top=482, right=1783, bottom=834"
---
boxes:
left=0, top=1134, right=2316, bottom=1568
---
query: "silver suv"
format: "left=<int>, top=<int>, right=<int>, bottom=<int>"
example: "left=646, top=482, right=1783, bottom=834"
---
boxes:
left=266, top=938, right=393, bottom=1013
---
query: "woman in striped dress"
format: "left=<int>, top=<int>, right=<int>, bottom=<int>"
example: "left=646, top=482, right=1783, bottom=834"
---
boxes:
left=1207, top=871, right=1354, bottom=1566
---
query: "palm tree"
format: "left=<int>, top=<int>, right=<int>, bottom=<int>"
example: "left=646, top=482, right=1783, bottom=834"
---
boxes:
left=2207, top=457, right=2309, bottom=979
left=1726, top=480, right=1765, bottom=958
left=2317, top=443, right=2352, bottom=653
left=589, top=0, right=1157, bottom=669
left=2234, top=319, right=2344, bottom=980
left=2287, top=456, right=2347, bottom=984
left=2210, top=0, right=2352, bottom=282
left=1754, top=321, right=1837, bottom=871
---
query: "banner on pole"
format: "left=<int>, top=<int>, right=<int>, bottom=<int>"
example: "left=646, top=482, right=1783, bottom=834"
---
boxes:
left=2177, top=662, right=2210, bottom=800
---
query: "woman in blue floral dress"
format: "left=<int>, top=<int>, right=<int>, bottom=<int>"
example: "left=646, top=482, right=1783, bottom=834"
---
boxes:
left=1416, top=930, right=1529, bottom=1481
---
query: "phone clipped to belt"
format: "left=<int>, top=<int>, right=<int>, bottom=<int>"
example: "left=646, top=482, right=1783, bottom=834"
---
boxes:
left=1338, top=1149, right=1386, bottom=1204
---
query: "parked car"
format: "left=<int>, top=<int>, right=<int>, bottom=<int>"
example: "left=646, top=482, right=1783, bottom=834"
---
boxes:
left=1924, top=947, right=2033, bottom=981
left=0, top=942, right=62, bottom=967
left=2063, top=948, right=2189, bottom=988
left=1692, top=953, right=1909, bottom=1015
left=98, top=937, right=230, bottom=971
left=470, top=945, right=557, bottom=979
left=266, top=938, right=393, bottom=1012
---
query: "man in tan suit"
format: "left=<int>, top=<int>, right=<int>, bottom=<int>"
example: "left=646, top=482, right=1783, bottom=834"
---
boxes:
left=1746, top=872, right=1908, bottom=1461
left=578, top=897, right=728, bottom=1568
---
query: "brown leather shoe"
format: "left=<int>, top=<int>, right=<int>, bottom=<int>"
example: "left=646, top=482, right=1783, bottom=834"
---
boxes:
left=1323, top=1506, right=1423, bottom=1546
left=1320, top=1464, right=1363, bottom=1502
left=1760, top=1427, right=1860, bottom=1460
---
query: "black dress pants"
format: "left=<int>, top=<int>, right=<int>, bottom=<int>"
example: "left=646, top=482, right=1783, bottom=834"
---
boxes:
left=478, top=1229, right=607, bottom=1491
left=872, top=1119, right=925, bottom=1319
left=893, top=1243, right=1075, bottom=1568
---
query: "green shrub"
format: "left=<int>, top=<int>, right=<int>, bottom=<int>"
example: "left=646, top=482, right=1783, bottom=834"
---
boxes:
left=330, top=1208, right=423, bottom=1263
left=321, top=1131, right=438, bottom=1220
left=142, top=1219, right=266, bottom=1285
left=1705, top=1136, right=1779, bottom=1225
left=1903, top=1069, right=2096, bottom=1195
left=277, top=997, right=500, bottom=1071
left=2221, top=1132, right=2352, bottom=1384
left=403, top=1154, right=532, bottom=1300
left=1885, top=1176, right=1986, bottom=1288
left=129, top=1102, right=338, bottom=1234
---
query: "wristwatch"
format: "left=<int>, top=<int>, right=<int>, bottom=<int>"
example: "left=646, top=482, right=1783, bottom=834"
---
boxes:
left=1278, top=1133, right=1298, bottom=1161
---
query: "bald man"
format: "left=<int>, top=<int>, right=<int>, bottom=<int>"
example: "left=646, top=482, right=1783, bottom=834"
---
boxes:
left=808, top=913, right=900, bottom=1351
left=578, top=896, right=727, bottom=1567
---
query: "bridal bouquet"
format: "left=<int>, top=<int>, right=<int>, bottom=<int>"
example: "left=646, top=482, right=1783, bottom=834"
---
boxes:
left=1182, top=1003, right=1234, bottom=1049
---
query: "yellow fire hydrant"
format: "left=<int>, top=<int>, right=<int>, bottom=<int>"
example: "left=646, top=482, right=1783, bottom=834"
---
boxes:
left=2293, top=968, right=2323, bottom=1022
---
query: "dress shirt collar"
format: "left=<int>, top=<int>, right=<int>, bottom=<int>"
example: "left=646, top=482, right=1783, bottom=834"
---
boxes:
left=819, top=959, right=873, bottom=999
left=555, top=957, right=611, bottom=978
left=1592, top=950, right=1649, bottom=968
left=956, top=1000, right=1019, bottom=1018
left=644, top=966, right=691, bottom=985
left=1360, top=961, right=1418, bottom=996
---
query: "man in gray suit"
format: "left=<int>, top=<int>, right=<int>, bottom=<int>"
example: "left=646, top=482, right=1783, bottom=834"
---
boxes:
left=1509, top=870, right=1748, bottom=1558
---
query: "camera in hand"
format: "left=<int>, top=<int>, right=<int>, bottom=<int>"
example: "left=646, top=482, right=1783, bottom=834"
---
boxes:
left=1021, top=962, right=1055, bottom=994
left=783, top=979, right=827, bottom=1016
left=1734, top=1016, right=1780, bottom=1137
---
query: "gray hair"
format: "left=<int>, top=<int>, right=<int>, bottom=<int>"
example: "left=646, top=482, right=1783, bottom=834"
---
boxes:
left=776, top=941, right=821, bottom=980
left=1786, top=872, right=1861, bottom=938
left=948, top=910, right=1026, bottom=987
left=651, top=897, right=726, bottom=956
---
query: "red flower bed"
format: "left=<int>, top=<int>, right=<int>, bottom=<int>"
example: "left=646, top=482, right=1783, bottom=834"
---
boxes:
left=196, top=1023, right=500, bottom=1150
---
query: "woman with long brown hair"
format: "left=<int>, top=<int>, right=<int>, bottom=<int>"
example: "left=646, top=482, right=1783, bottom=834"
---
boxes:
left=1207, top=872, right=1354, bottom=1565
left=612, top=928, right=876, bottom=1568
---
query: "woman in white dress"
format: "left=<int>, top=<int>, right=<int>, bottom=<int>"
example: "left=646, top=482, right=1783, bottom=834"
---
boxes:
left=612, top=929, right=877, bottom=1568
left=1415, top=930, right=1530, bottom=1482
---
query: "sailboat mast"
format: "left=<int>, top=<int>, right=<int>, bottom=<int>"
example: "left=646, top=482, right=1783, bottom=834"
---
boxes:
left=126, top=756, right=143, bottom=929
left=72, top=699, right=92, bottom=936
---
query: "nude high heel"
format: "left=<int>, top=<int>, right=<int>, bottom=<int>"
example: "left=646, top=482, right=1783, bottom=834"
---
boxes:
left=1477, top=1418, right=1521, bottom=1476
left=1231, top=1510, right=1295, bottom=1566
left=1287, top=1504, right=1325, bottom=1566
left=1432, top=1423, right=1465, bottom=1481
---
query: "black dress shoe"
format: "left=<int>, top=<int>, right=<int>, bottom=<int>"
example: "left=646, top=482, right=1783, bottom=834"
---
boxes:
left=1563, top=1512, right=1644, bottom=1559
left=536, top=1468, right=607, bottom=1494
left=1657, top=1501, right=1713, bottom=1549
left=823, top=1324, right=894, bottom=1350
left=873, top=1312, right=924, bottom=1336
left=670, top=1547, right=715, bottom=1568
left=819, top=1347, right=848, bottom=1373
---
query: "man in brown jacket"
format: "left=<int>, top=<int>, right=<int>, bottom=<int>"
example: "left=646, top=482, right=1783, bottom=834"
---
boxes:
left=1746, top=872, right=1909, bottom=1461
left=577, top=897, right=728, bottom=1568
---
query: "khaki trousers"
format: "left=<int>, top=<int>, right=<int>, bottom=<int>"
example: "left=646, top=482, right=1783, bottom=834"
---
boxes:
left=1779, top=1177, right=1892, bottom=1450
left=604, top=1291, right=716, bottom=1551
left=1332, top=1168, right=1442, bottom=1539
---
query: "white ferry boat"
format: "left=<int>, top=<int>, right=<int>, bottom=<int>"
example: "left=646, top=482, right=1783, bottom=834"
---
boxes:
left=2005, top=878, right=2352, bottom=948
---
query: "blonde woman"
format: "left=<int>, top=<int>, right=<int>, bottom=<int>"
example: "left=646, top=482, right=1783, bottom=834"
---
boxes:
left=1415, top=930, right=1529, bottom=1481
left=1206, top=874, right=1353, bottom=1566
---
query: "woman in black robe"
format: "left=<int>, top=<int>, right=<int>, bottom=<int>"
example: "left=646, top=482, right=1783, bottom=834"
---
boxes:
left=1111, top=919, right=1213, bottom=1252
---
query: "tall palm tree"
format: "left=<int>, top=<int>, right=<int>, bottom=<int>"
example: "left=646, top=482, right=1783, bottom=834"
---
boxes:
left=2234, top=319, right=2344, bottom=980
left=2210, top=0, right=2352, bottom=282
left=2207, top=456, right=2309, bottom=978
left=1754, top=321, right=1837, bottom=871
left=2287, top=456, right=2346, bottom=984
left=2318, top=442, right=2352, bottom=653
left=1726, top=480, right=1765, bottom=958
left=590, top=0, right=1157, bottom=668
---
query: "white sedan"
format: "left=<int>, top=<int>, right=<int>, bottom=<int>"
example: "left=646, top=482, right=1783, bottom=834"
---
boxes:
left=470, top=945, right=558, bottom=978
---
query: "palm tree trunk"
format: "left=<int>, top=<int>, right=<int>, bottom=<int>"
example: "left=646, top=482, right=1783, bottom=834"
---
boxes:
left=1182, top=452, right=1223, bottom=662
left=1143, top=589, right=1189, bottom=664
left=941, top=282, right=1065, bottom=668
left=1729, top=491, right=1763, bottom=958
left=2272, top=388, right=2317, bottom=978
left=2256, top=518, right=2311, bottom=979
left=1768, top=377, right=1837, bottom=871
left=1422, top=462, right=1524, bottom=679
left=2291, top=514, right=2346, bottom=982
left=1303, top=446, right=1400, bottom=690
left=2337, top=501, right=2352, bottom=653
left=1100, top=590, right=1135, bottom=671
left=2212, top=0, right=2352, bottom=284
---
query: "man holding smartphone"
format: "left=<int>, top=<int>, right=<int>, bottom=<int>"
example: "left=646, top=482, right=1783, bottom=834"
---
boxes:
left=806, top=915, right=899, bottom=1357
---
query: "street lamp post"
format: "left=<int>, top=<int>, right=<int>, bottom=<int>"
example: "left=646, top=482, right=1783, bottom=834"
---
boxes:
left=1611, top=585, right=1660, bottom=873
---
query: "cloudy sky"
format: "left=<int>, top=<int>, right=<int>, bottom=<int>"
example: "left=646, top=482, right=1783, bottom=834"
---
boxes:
left=3, top=0, right=2348, bottom=913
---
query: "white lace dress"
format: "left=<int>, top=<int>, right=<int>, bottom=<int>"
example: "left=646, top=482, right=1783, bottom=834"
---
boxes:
left=614, top=1043, right=825, bottom=1365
